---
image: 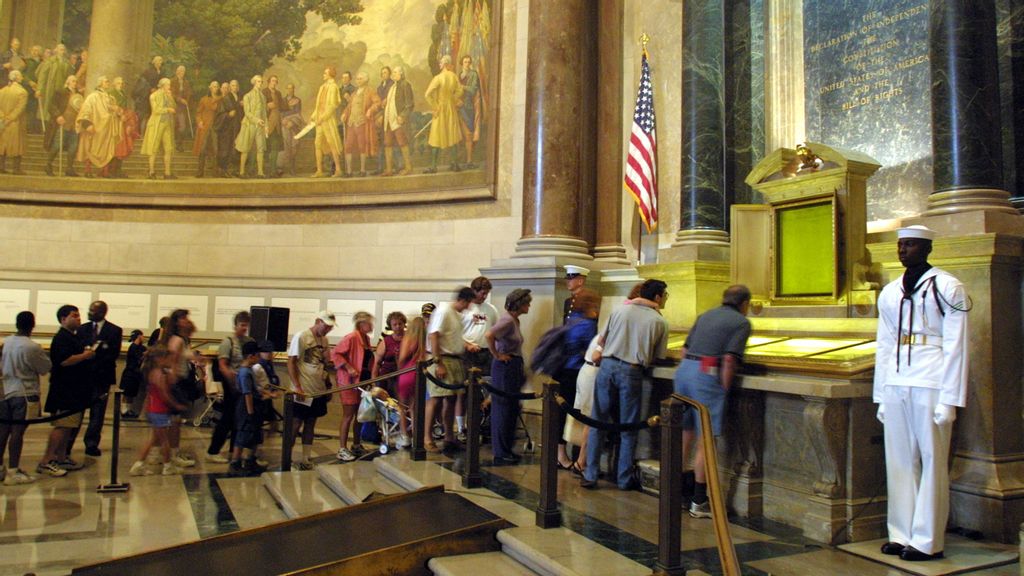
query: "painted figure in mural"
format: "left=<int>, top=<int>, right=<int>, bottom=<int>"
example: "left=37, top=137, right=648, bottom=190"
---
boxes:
left=0, top=70, right=28, bottom=175
left=382, top=66, right=414, bottom=177
left=373, top=66, right=393, bottom=175
left=423, top=54, right=463, bottom=174
left=312, top=66, right=343, bottom=178
left=263, top=75, right=284, bottom=178
left=43, top=75, right=82, bottom=177
left=235, top=75, right=268, bottom=178
left=141, top=77, right=177, bottom=180
left=215, top=81, right=241, bottom=177
left=340, top=71, right=380, bottom=178
left=193, top=80, right=221, bottom=178
left=1, top=38, right=25, bottom=89
left=134, top=55, right=164, bottom=133
left=22, top=45, right=41, bottom=133
left=76, top=75, right=121, bottom=177
left=280, top=83, right=303, bottom=177
left=74, top=50, right=88, bottom=94
left=35, top=44, right=71, bottom=125
left=171, top=65, right=193, bottom=152
left=458, top=55, right=481, bottom=168
left=110, top=76, right=139, bottom=178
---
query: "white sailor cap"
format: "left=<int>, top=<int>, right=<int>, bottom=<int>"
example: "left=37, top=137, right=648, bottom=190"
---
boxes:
left=897, top=225, right=936, bottom=241
left=564, top=265, right=590, bottom=278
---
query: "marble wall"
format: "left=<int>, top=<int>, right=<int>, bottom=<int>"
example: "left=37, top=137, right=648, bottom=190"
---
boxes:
left=803, top=0, right=931, bottom=221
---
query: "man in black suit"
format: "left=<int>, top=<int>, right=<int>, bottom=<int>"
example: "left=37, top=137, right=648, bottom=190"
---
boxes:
left=75, top=301, right=122, bottom=457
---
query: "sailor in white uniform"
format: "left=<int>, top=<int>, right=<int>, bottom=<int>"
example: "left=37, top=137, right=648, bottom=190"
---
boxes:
left=874, top=225, right=969, bottom=562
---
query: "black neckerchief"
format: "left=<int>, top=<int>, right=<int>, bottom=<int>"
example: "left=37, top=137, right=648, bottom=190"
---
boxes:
left=896, top=262, right=932, bottom=371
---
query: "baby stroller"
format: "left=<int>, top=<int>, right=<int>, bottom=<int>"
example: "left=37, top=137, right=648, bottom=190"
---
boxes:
left=193, top=377, right=224, bottom=427
left=358, top=387, right=403, bottom=454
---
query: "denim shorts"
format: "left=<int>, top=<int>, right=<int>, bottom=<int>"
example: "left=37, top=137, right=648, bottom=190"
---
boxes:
left=147, top=412, right=173, bottom=428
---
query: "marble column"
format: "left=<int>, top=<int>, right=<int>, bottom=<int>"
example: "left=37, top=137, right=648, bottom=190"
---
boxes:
left=514, top=0, right=595, bottom=259
left=593, top=0, right=629, bottom=264
left=997, top=0, right=1024, bottom=205
left=764, top=0, right=805, bottom=155
left=926, top=0, right=1017, bottom=215
left=675, top=0, right=729, bottom=247
left=86, top=0, right=156, bottom=91
left=4, top=0, right=63, bottom=50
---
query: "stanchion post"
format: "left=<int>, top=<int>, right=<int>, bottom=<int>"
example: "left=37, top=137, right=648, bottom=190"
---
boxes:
left=462, top=369, right=482, bottom=488
left=535, top=379, right=562, bottom=528
left=653, top=396, right=685, bottom=576
left=97, top=391, right=129, bottom=493
left=281, top=392, right=294, bottom=472
left=412, top=361, right=427, bottom=461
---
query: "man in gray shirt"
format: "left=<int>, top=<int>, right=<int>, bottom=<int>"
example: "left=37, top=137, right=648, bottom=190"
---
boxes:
left=583, top=279, right=670, bottom=490
left=0, top=311, right=52, bottom=484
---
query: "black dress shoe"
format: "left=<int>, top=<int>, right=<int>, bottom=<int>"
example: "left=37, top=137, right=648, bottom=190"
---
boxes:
left=580, top=478, right=598, bottom=489
left=492, top=456, right=518, bottom=466
left=85, top=447, right=101, bottom=457
left=880, top=542, right=905, bottom=555
left=899, top=547, right=944, bottom=562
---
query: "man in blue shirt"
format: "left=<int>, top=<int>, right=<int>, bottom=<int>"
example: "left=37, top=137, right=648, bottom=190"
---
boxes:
left=230, top=341, right=266, bottom=477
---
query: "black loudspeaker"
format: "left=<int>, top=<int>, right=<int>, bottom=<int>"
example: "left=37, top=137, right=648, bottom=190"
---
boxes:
left=249, top=306, right=290, bottom=352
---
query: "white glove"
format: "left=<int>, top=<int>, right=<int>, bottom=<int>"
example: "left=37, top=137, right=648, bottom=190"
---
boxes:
left=876, top=404, right=885, bottom=423
left=934, top=404, right=956, bottom=426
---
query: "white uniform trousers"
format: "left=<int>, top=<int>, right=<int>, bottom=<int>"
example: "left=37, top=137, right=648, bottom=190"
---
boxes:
left=882, top=385, right=952, bottom=554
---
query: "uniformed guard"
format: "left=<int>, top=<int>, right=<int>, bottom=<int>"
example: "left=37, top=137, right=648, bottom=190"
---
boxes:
left=562, top=265, right=590, bottom=324
left=874, top=225, right=970, bottom=562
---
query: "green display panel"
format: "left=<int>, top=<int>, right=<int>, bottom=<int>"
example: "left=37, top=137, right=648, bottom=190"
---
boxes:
left=775, top=201, right=835, bottom=296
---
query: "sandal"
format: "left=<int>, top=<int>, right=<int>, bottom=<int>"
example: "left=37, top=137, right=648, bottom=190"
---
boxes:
left=425, top=442, right=441, bottom=453
left=558, top=461, right=575, bottom=471
left=571, top=462, right=585, bottom=476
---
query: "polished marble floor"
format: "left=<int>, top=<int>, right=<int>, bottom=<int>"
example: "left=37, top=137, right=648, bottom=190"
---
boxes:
left=0, top=411, right=1018, bottom=576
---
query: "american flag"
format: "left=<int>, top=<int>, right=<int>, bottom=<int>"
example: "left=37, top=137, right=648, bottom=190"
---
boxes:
left=624, top=51, right=658, bottom=233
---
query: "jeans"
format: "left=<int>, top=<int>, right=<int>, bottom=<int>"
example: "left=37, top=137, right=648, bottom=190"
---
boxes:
left=584, top=358, right=643, bottom=488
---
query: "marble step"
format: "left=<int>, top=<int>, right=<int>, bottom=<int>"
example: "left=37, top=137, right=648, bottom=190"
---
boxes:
left=261, top=470, right=346, bottom=519
left=428, top=551, right=539, bottom=576
left=375, top=454, right=464, bottom=491
left=316, top=461, right=406, bottom=505
left=497, top=526, right=651, bottom=576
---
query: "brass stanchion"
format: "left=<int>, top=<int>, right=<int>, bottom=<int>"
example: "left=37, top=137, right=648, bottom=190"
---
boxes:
left=97, top=391, right=129, bottom=493
left=535, top=379, right=561, bottom=528
left=281, top=392, right=294, bottom=471
left=653, top=397, right=685, bottom=576
left=412, top=361, right=428, bottom=461
left=462, top=369, right=482, bottom=488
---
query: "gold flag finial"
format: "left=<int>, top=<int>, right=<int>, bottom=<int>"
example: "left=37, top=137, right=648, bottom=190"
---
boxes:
left=640, top=32, right=650, bottom=56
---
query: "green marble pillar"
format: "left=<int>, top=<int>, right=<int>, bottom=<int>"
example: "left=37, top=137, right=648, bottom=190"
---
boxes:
left=676, top=0, right=730, bottom=247
left=927, top=0, right=1016, bottom=214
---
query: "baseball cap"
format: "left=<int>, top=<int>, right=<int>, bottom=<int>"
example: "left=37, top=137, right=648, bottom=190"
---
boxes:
left=317, top=310, right=337, bottom=327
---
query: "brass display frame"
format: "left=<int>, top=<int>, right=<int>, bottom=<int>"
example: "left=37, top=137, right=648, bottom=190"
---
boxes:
left=769, top=193, right=839, bottom=304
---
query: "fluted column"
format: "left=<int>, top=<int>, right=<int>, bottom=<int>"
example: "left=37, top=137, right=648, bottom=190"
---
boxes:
left=515, top=0, right=595, bottom=259
left=926, top=0, right=1016, bottom=215
left=86, top=0, right=156, bottom=91
left=675, top=0, right=729, bottom=247
left=764, top=0, right=806, bottom=154
left=593, top=0, right=629, bottom=264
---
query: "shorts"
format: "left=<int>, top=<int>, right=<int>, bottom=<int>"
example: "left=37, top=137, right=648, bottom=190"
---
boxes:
left=293, top=395, right=329, bottom=420
left=234, top=414, right=263, bottom=449
left=340, top=385, right=361, bottom=407
left=428, top=356, right=465, bottom=398
left=0, top=396, right=29, bottom=424
left=147, top=412, right=173, bottom=428
left=52, top=411, right=84, bottom=429
left=384, top=126, right=408, bottom=147
left=674, top=358, right=727, bottom=436
left=344, top=125, right=369, bottom=154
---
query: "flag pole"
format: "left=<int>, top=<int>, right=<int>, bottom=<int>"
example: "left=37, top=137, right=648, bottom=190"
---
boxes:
left=637, top=32, right=650, bottom=267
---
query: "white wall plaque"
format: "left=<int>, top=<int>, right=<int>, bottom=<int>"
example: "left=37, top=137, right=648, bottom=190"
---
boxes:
left=271, top=297, right=320, bottom=337
left=36, top=290, right=92, bottom=327
left=157, top=294, right=210, bottom=331
left=214, top=296, right=266, bottom=333
left=99, top=292, right=152, bottom=332
left=0, top=289, right=31, bottom=323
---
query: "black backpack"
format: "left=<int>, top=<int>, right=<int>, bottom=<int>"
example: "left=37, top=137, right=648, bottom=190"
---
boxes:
left=529, top=319, right=581, bottom=375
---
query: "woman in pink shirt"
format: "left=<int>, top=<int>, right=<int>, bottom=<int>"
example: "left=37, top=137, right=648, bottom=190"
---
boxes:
left=332, top=311, right=375, bottom=462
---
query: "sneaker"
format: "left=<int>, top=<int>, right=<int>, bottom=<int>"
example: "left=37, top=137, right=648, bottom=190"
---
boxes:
left=162, top=462, right=184, bottom=476
left=172, top=455, right=196, bottom=468
left=36, top=461, right=68, bottom=477
left=85, top=447, right=102, bottom=457
left=254, top=456, right=269, bottom=468
left=457, top=429, right=467, bottom=443
left=292, top=460, right=315, bottom=471
left=57, top=458, right=84, bottom=471
left=245, top=459, right=267, bottom=476
left=3, top=469, right=34, bottom=485
left=350, top=444, right=366, bottom=456
left=228, top=461, right=245, bottom=477
left=129, top=460, right=152, bottom=476
left=689, top=500, right=712, bottom=519
left=205, top=453, right=230, bottom=464
left=395, top=435, right=411, bottom=449
left=337, top=448, right=356, bottom=462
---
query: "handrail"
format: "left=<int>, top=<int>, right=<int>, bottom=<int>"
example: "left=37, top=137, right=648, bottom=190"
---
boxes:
left=283, top=361, right=429, bottom=400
